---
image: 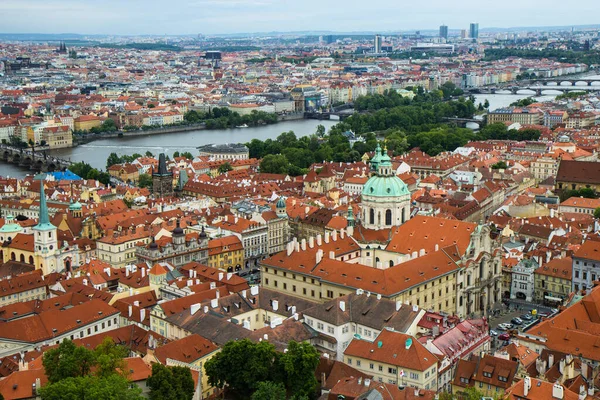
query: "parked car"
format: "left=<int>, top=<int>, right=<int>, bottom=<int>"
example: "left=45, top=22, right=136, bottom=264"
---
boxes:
left=505, top=323, right=515, bottom=329
left=511, top=317, right=523, bottom=325
left=551, top=308, right=559, bottom=314
left=496, top=324, right=507, bottom=331
left=520, top=314, right=533, bottom=321
left=538, top=311, right=550, bottom=318
left=498, top=333, right=511, bottom=341
left=489, top=330, right=498, bottom=336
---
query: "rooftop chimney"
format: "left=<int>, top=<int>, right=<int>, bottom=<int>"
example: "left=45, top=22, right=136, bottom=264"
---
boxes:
left=316, top=249, right=324, bottom=264
left=191, top=303, right=201, bottom=315
left=316, top=234, right=322, bottom=246
left=553, top=383, right=564, bottom=400
left=301, top=238, right=306, bottom=251
left=524, top=376, right=531, bottom=397
left=324, top=231, right=330, bottom=243
left=309, top=236, right=315, bottom=248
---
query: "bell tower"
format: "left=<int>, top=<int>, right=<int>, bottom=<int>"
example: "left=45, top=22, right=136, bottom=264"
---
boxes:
left=153, top=153, right=173, bottom=198
left=33, top=180, right=58, bottom=273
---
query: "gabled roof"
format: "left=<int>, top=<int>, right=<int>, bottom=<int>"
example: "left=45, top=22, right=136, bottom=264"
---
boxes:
left=153, top=334, right=218, bottom=364
left=344, top=329, right=437, bottom=371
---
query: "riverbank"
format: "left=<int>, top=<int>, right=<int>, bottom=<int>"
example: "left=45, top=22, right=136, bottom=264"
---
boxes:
left=73, top=112, right=305, bottom=145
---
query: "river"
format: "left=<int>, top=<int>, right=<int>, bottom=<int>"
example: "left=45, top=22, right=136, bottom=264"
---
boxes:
left=0, top=119, right=337, bottom=177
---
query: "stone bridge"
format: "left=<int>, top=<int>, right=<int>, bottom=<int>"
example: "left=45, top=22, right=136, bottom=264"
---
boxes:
left=443, top=117, right=484, bottom=128
left=0, top=145, right=72, bottom=172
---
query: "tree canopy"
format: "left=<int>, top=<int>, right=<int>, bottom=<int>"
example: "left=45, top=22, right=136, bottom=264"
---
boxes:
left=147, top=363, right=195, bottom=400
left=184, top=107, right=278, bottom=129
left=40, top=338, right=143, bottom=400
left=204, top=339, right=320, bottom=399
left=68, top=162, right=111, bottom=185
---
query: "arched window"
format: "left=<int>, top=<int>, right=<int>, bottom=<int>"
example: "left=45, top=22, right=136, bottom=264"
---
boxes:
left=11, top=252, right=16, bottom=261
left=29, top=255, right=34, bottom=265
left=19, top=254, right=25, bottom=263
left=389, top=260, right=394, bottom=268
left=377, top=211, right=381, bottom=226
left=369, top=208, right=375, bottom=224
left=385, top=209, right=392, bottom=225
left=401, top=208, right=406, bottom=223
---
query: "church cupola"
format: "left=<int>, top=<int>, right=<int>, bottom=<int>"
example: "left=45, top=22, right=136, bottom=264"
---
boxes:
left=276, top=196, right=287, bottom=218
left=361, top=142, right=411, bottom=230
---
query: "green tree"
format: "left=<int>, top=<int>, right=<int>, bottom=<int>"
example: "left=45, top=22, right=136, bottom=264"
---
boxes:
left=94, top=337, right=128, bottom=379
left=484, top=99, right=490, bottom=109
left=260, top=154, right=290, bottom=175
left=491, top=161, right=508, bottom=170
left=40, top=374, right=143, bottom=400
left=181, top=151, right=194, bottom=160
left=218, top=162, right=233, bottom=174
left=106, top=152, right=121, bottom=169
left=594, top=207, right=600, bottom=219
left=315, top=124, right=326, bottom=138
left=147, top=364, right=195, bottom=400
left=43, top=340, right=96, bottom=384
left=172, top=151, right=180, bottom=158
left=145, top=151, right=154, bottom=157
left=138, top=174, right=153, bottom=189
left=278, top=341, right=319, bottom=398
left=101, top=119, right=117, bottom=132
left=251, top=381, right=286, bottom=400
left=205, top=339, right=277, bottom=394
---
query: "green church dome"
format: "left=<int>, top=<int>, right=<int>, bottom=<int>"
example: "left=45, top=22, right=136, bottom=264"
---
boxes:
left=0, top=215, right=23, bottom=234
left=69, top=200, right=82, bottom=211
left=362, top=175, right=410, bottom=198
left=276, top=196, right=286, bottom=208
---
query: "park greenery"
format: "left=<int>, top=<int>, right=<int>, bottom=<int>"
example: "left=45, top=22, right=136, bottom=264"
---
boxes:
left=172, top=151, right=194, bottom=160
left=106, top=151, right=156, bottom=169
left=39, top=338, right=195, bottom=400
left=204, top=339, right=319, bottom=399
left=68, top=162, right=111, bottom=185
left=183, top=107, right=278, bottom=129
left=556, top=91, right=587, bottom=100
left=510, top=97, right=537, bottom=107
left=483, top=48, right=600, bottom=65
left=249, top=90, right=541, bottom=176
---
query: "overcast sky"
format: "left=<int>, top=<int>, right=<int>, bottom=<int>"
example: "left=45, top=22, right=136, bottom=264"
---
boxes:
left=0, top=0, right=597, bottom=35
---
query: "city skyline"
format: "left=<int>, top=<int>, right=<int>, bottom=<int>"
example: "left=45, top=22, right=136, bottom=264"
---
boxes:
left=0, top=0, right=598, bottom=35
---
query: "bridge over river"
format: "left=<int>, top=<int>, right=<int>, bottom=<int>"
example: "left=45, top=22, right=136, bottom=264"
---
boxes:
left=1, top=145, right=72, bottom=172
left=468, top=75, right=600, bottom=96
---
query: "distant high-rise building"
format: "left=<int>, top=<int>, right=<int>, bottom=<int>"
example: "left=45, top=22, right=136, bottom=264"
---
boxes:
left=470, top=23, right=479, bottom=39
left=461, top=29, right=468, bottom=39
left=374, top=34, right=382, bottom=53
left=439, top=25, right=448, bottom=39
